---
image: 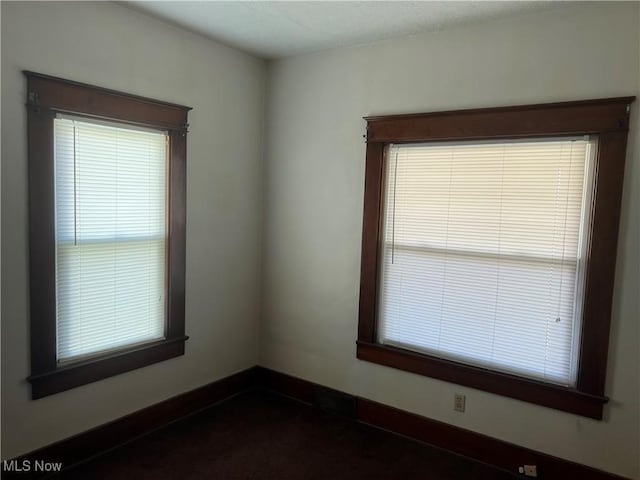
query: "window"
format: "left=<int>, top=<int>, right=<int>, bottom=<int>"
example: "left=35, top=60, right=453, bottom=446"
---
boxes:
left=26, top=72, right=190, bottom=399
left=357, top=98, right=635, bottom=418
left=380, top=138, right=593, bottom=386
left=54, top=117, right=167, bottom=361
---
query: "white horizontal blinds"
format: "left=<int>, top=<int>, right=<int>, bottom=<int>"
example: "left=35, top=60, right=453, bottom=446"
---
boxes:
left=54, top=116, right=168, bottom=362
left=378, top=138, right=594, bottom=386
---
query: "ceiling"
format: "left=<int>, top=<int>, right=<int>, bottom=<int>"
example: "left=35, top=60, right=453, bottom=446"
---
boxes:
left=124, top=1, right=560, bottom=60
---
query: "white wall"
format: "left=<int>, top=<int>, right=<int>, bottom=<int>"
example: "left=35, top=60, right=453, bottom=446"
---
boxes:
left=1, top=1, right=265, bottom=459
left=2, top=1, right=639, bottom=476
left=261, top=3, right=640, bottom=478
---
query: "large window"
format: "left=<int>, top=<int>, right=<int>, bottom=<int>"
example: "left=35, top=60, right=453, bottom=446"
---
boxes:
left=380, top=138, right=594, bottom=386
left=357, top=98, right=634, bottom=418
left=26, top=72, right=190, bottom=398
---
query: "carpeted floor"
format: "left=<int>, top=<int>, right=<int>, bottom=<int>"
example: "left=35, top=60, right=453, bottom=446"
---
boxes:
left=59, top=391, right=517, bottom=479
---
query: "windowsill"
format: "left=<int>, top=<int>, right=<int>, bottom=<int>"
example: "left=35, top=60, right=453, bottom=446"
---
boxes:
left=356, top=341, right=607, bottom=419
left=27, top=336, right=188, bottom=399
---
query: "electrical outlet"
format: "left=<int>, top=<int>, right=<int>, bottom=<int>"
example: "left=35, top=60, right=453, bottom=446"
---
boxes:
left=454, top=393, right=465, bottom=412
left=518, top=465, right=538, bottom=477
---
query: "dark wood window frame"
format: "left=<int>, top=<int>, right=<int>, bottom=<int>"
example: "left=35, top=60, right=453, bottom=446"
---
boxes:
left=357, top=97, right=635, bottom=419
left=26, top=72, right=191, bottom=399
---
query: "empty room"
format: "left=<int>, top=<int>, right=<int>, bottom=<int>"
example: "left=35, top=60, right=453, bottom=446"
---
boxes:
left=1, top=1, right=639, bottom=479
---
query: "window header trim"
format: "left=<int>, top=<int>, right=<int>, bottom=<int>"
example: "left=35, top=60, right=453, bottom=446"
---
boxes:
left=24, top=71, right=192, bottom=133
left=364, top=97, right=633, bottom=143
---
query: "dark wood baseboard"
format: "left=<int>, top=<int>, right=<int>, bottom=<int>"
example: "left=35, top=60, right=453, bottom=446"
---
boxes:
left=258, top=368, right=630, bottom=480
left=3, top=367, right=260, bottom=479
left=4, top=366, right=630, bottom=480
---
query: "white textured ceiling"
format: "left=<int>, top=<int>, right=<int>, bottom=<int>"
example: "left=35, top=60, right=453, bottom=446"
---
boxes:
left=124, top=1, right=558, bottom=59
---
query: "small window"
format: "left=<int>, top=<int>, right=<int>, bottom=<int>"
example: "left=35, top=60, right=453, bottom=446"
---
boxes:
left=26, top=72, right=191, bottom=398
left=357, top=98, right=635, bottom=419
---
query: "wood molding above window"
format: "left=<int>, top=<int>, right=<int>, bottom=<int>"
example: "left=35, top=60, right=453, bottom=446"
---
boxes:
left=357, top=97, right=635, bottom=419
left=25, top=72, right=191, bottom=399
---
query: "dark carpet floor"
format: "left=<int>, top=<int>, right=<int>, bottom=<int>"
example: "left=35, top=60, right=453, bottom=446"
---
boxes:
left=59, top=391, right=517, bottom=480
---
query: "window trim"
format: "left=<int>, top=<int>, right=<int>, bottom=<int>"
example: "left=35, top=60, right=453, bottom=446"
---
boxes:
left=25, top=72, right=191, bottom=399
left=357, top=97, right=635, bottom=419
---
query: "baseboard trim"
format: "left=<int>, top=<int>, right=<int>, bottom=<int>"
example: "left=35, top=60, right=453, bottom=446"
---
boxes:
left=258, top=367, right=630, bottom=480
left=4, top=366, right=630, bottom=480
left=3, top=367, right=259, bottom=479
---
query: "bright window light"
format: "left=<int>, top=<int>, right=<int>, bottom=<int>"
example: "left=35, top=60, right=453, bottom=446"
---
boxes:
left=54, top=116, right=168, bottom=362
left=378, top=138, right=595, bottom=386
